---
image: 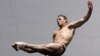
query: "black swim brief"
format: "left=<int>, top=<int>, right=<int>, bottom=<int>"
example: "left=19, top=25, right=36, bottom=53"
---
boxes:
left=48, top=43, right=66, bottom=56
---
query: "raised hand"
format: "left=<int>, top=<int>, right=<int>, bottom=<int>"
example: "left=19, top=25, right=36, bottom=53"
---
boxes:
left=88, top=0, right=93, bottom=9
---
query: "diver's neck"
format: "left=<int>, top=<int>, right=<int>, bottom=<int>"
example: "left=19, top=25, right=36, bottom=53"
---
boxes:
left=59, top=23, right=67, bottom=29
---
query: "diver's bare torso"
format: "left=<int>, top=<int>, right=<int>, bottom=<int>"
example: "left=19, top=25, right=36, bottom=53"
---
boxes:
left=53, top=24, right=75, bottom=46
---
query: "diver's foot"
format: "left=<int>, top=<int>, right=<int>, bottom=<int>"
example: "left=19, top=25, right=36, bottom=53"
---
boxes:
left=12, top=44, right=19, bottom=51
left=12, top=42, right=27, bottom=51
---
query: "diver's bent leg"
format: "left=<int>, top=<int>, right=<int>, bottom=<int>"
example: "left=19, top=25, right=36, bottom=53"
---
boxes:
left=24, top=43, right=63, bottom=55
left=12, top=42, right=64, bottom=55
left=12, top=42, right=37, bottom=53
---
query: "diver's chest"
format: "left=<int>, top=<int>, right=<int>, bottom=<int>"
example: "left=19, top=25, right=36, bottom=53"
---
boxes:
left=59, top=28, right=74, bottom=37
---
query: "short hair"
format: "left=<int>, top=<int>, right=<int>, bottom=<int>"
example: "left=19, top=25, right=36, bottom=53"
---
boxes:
left=58, top=15, right=67, bottom=20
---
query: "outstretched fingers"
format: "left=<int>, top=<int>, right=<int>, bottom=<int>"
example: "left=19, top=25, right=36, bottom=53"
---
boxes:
left=88, top=0, right=93, bottom=9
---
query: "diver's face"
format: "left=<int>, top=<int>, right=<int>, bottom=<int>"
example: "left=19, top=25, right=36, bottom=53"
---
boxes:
left=57, top=16, right=67, bottom=26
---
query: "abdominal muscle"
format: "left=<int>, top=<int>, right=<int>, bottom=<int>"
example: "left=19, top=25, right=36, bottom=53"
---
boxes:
left=54, top=35, right=72, bottom=45
left=53, top=27, right=75, bottom=45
